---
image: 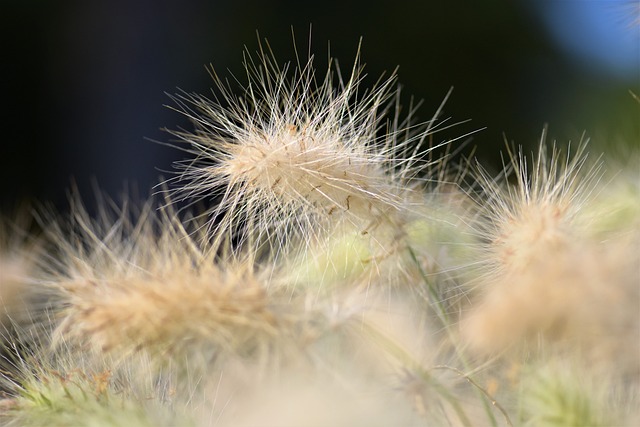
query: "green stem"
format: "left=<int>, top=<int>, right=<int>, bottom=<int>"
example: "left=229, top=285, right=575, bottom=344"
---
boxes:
left=407, top=245, right=501, bottom=426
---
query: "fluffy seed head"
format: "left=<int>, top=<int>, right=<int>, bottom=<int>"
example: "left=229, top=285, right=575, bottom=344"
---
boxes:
left=520, top=360, right=612, bottom=427
left=472, top=134, right=600, bottom=276
left=56, top=263, right=277, bottom=357
left=38, top=196, right=394, bottom=369
left=0, top=332, right=183, bottom=427
left=462, top=136, right=640, bottom=364
left=37, top=197, right=285, bottom=360
left=164, top=40, right=442, bottom=256
left=462, top=239, right=640, bottom=364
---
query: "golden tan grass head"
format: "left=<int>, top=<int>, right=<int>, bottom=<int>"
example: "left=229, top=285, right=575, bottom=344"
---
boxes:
left=163, top=46, right=395, bottom=254
left=161, top=38, right=459, bottom=260
left=55, top=263, right=277, bottom=357
left=33, top=195, right=285, bottom=363
left=460, top=134, right=639, bottom=363
left=39, top=194, right=397, bottom=370
left=462, top=242, right=634, bottom=351
left=473, top=135, right=601, bottom=277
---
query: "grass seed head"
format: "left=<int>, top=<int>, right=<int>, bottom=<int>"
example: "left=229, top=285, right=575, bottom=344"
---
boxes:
left=0, top=334, right=184, bottom=427
left=163, top=39, right=449, bottom=257
left=463, top=137, right=640, bottom=368
left=473, top=136, right=601, bottom=276
left=37, top=196, right=285, bottom=362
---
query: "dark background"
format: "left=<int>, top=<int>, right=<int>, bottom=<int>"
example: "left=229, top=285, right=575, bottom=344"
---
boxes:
left=2, top=0, right=638, bottom=213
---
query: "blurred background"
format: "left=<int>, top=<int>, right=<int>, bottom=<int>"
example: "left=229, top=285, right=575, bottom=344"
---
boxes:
left=1, top=0, right=638, bottom=213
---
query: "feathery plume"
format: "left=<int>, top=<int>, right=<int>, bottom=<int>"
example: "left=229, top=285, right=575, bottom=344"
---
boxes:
left=462, top=135, right=639, bottom=366
left=473, top=134, right=600, bottom=277
left=162, top=38, right=453, bottom=258
left=37, top=193, right=403, bottom=373
left=35, top=195, right=285, bottom=361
